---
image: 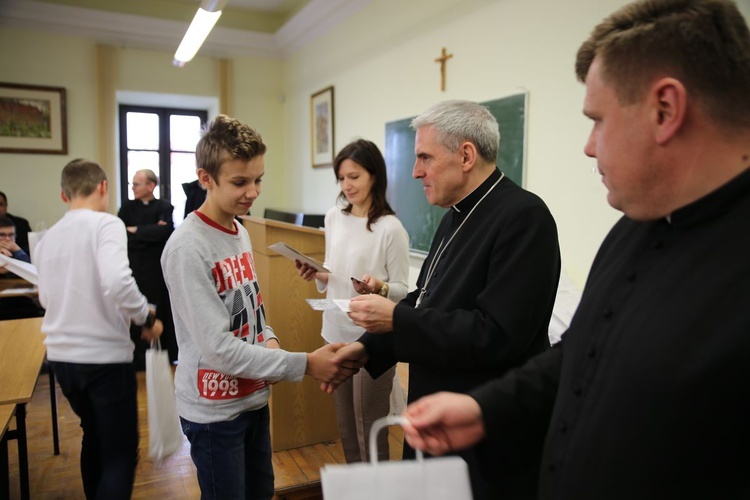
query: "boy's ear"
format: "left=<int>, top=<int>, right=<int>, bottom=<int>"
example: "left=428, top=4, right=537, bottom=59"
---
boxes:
left=197, top=168, right=213, bottom=189
left=100, top=179, right=108, bottom=194
left=60, top=190, right=69, bottom=203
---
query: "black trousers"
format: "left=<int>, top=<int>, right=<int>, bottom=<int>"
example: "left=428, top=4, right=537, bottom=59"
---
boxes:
left=49, top=361, right=139, bottom=500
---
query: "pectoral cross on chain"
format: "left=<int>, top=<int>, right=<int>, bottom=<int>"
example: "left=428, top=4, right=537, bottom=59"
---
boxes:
left=434, top=47, right=453, bottom=92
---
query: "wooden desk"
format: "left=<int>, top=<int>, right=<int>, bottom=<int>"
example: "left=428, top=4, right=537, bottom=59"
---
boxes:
left=0, top=318, right=50, bottom=500
left=0, top=277, right=37, bottom=300
left=0, top=278, right=36, bottom=295
left=0, top=278, right=29, bottom=290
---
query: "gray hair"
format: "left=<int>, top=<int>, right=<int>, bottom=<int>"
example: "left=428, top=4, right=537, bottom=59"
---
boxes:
left=411, top=100, right=500, bottom=163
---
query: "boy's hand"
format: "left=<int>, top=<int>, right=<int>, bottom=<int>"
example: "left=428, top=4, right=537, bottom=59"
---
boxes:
left=141, top=319, right=163, bottom=342
left=305, top=342, right=361, bottom=384
left=320, top=342, right=369, bottom=394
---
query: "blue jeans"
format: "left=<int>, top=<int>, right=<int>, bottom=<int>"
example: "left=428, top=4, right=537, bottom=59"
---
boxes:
left=49, top=361, right=138, bottom=500
left=181, top=405, right=274, bottom=500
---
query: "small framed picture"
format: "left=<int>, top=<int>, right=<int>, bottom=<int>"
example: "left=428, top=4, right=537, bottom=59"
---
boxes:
left=310, top=85, right=335, bottom=168
left=0, top=82, right=68, bottom=155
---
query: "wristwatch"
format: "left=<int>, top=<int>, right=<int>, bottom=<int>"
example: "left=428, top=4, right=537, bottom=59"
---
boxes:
left=143, top=306, right=156, bottom=328
left=378, top=282, right=390, bottom=298
left=144, top=311, right=156, bottom=328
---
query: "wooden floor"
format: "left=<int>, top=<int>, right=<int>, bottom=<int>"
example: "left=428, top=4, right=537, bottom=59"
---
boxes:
left=5, top=366, right=407, bottom=499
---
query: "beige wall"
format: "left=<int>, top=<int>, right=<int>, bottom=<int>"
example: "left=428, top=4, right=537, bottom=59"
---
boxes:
left=0, top=30, right=284, bottom=229
left=233, top=56, right=287, bottom=217
left=0, top=28, right=97, bottom=228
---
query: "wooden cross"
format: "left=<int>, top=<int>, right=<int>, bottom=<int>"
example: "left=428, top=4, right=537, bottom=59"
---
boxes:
left=434, top=47, right=453, bottom=91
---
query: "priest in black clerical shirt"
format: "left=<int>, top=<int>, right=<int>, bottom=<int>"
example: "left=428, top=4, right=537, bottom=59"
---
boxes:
left=118, top=169, right=176, bottom=369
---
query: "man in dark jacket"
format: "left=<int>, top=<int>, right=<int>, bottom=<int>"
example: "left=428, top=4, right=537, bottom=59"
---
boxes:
left=182, top=178, right=206, bottom=219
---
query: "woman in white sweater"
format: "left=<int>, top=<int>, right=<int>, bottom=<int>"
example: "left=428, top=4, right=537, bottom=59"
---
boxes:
left=297, top=139, right=409, bottom=462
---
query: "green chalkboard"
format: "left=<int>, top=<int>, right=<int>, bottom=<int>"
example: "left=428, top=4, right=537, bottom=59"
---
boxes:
left=385, top=93, right=527, bottom=254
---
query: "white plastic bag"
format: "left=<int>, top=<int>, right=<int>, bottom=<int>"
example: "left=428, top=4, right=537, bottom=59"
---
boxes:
left=145, top=340, right=183, bottom=461
left=321, top=416, right=474, bottom=500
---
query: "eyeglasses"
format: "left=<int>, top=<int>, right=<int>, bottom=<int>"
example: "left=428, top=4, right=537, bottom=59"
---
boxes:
left=0, top=232, right=16, bottom=239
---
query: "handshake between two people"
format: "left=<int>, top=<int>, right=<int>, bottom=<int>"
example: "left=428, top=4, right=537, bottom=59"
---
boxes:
left=305, top=292, right=395, bottom=391
left=304, top=341, right=369, bottom=393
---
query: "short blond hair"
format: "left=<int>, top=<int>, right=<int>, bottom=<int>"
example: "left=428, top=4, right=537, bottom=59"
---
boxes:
left=61, top=159, right=107, bottom=200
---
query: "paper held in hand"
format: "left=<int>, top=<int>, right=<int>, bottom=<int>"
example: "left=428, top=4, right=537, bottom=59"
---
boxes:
left=268, top=242, right=330, bottom=273
left=0, top=254, right=39, bottom=285
left=305, top=298, right=350, bottom=312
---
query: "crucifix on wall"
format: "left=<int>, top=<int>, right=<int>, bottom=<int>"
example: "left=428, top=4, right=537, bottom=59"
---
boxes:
left=434, top=47, right=453, bottom=91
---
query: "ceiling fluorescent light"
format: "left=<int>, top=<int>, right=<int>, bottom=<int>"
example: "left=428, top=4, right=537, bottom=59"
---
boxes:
left=173, top=0, right=227, bottom=67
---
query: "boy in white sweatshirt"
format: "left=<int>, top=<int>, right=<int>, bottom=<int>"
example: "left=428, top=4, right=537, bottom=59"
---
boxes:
left=34, top=158, right=162, bottom=499
left=161, top=115, right=357, bottom=499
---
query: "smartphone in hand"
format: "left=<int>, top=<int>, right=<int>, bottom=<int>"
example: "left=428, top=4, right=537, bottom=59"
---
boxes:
left=351, top=276, right=369, bottom=294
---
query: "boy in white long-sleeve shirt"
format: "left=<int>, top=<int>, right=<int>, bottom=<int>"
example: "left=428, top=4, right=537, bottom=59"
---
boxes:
left=34, top=159, right=162, bottom=499
left=161, top=115, right=357, bottom=499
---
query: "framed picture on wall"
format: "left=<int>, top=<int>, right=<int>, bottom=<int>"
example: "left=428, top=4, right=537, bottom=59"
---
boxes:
left=310, top=85, right=335, bottom=168
left=0, top=82, right=67, bottom=155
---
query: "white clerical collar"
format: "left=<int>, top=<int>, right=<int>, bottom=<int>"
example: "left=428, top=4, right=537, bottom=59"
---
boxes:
left=451, top=169, right=502, bottom=213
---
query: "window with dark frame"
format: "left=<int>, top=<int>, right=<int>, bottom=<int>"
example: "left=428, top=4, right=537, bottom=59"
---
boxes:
left=118, top=105, right=208, bottom=225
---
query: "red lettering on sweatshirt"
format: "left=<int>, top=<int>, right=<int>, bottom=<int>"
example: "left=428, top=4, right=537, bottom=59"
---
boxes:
left=197, top=369, right=267, bottom=400
left=212, top=251, right=257, bottom=293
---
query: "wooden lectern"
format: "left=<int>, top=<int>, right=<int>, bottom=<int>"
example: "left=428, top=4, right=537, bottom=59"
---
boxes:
left=241, top=215, right=339, bottom=451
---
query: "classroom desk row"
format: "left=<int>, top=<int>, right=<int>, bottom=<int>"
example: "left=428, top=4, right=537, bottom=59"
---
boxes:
left=0, top=278, right=38, bottom=297
left=0, top=316, right=59, bottom=500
